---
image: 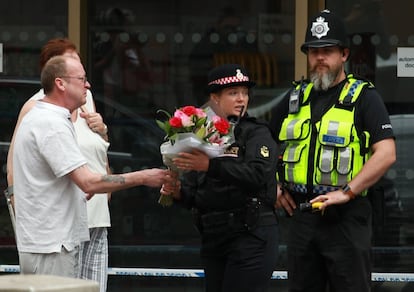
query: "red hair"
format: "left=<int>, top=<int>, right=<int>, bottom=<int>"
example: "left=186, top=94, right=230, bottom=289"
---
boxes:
left=39, top=38, right=78, bottom=71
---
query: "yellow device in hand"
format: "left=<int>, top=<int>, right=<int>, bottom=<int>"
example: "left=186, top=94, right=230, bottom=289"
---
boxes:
left=299, top=202, right=324, bottom=212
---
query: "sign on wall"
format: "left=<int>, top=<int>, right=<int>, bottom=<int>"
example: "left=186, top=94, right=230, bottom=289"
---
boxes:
left=397, top=47, right=414, bottom=77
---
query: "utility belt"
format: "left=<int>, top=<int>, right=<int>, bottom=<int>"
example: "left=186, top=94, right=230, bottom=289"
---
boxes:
left=289, top=191, right=313, bottom=205
left=289, top=183, right=340, bottom=196
left=288, top=183, right=340, bottom=206
left=192, top=198, right=277, bottom=234
left=289, top=186, right=365, bottom=217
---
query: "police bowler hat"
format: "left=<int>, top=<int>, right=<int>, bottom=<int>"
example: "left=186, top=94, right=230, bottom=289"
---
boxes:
left=207, top=64, right=255, bottom=93
left=301, top=9, right=349, bottom=53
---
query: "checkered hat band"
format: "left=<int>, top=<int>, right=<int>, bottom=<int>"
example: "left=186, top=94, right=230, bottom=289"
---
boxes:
left=208, top=76, right=250, bottom=86
left=291, top=183, right=339, bottom=195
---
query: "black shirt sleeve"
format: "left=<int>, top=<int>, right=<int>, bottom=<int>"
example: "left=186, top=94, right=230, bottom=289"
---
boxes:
left=356, top=87, right=395, bottom=145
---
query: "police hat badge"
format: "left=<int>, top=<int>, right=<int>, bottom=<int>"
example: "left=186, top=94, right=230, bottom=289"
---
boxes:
left=301, top=9, right=349, bottom=53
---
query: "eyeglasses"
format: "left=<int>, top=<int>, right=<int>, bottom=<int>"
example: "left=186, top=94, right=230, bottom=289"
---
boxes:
left=60, top=76, right=88, bottom=85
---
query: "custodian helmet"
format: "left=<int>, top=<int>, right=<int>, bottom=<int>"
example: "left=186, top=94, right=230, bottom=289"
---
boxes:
left=301, top=9, right=349, bottom=53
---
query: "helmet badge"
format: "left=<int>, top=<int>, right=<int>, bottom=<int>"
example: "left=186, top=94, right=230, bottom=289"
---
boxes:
left=311, top=16, right=330, bottom=39
left=236, top=69, right=244, bottom=80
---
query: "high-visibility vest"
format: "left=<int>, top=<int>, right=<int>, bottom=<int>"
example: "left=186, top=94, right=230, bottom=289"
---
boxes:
left=278, top=75, right=372, bottom=194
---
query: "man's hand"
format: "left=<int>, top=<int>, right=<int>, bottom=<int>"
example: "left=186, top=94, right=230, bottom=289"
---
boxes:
left=275, top=184, right=296, bottom=216
left=309, top=189, right=352, bottom=210
left=141, top=168, right=169, bottom=188
left=160, top=171, right=182, bottom=200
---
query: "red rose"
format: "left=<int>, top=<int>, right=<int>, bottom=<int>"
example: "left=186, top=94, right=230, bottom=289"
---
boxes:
left=169, top=116, right=183, bottom=128
left=214, top=118, right=230, bottom=135
left=181, top=106, right=197, bottom=116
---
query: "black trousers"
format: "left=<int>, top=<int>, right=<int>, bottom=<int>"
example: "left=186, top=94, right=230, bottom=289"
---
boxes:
left=201, top=224, right=279, bottom=292
left=287, top=196, right=372, bottom=292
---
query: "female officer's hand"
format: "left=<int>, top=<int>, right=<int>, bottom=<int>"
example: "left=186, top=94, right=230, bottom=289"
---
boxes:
left=173, top=149, right=210, bottom=172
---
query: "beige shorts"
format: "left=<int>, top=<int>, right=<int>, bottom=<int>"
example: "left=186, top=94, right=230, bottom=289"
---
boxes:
left=19, top=245, right=79, bottom=278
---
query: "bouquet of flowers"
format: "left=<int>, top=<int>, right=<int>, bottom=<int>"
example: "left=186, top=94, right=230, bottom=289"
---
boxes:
left=156, top=105, right=232, bottom=206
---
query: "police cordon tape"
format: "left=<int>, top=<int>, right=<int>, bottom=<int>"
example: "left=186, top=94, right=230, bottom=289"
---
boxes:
left=0, top=265, right=414, bottom=282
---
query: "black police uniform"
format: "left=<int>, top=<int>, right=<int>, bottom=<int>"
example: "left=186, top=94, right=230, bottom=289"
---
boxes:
left=178, top=114, right=279, bottom=292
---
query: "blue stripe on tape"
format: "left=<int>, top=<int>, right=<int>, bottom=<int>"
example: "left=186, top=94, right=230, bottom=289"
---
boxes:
left=1, top=265, right=413, bottom=282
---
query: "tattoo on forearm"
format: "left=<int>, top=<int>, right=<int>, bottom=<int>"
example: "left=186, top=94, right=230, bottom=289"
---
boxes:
left=102, top=174, right=126, bottom=184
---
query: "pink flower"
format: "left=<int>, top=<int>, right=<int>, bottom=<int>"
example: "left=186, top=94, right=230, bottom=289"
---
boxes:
left=208, top=133, right=224, bottom=145
left=174, top=110, right=194, bottom=127
left=194, top=108, right=207, bottom=118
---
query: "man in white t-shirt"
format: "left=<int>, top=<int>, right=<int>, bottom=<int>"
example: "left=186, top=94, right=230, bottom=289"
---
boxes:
left=13, top=55, right=168, bottom=278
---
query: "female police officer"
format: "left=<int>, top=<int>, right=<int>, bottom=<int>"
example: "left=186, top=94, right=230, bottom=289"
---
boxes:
left=161, top=64, right=279, bottom=292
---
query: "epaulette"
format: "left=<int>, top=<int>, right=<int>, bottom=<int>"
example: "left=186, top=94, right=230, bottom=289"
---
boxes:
left=292, top=78, right=311, bottom=87
left=347, top=73, right=375, bottom=88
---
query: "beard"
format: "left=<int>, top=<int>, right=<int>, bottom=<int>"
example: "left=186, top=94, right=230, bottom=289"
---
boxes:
left=310, top=65, right=341, bottom=91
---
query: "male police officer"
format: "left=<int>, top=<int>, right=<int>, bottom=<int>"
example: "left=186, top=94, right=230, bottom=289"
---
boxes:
left=269, top=10, right=395, bottom=292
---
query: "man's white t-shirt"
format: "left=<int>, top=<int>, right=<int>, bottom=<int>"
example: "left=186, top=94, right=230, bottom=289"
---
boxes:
left=31, top=89, right=111, bottom=228
left=13, top=101, right=89, bottom=253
